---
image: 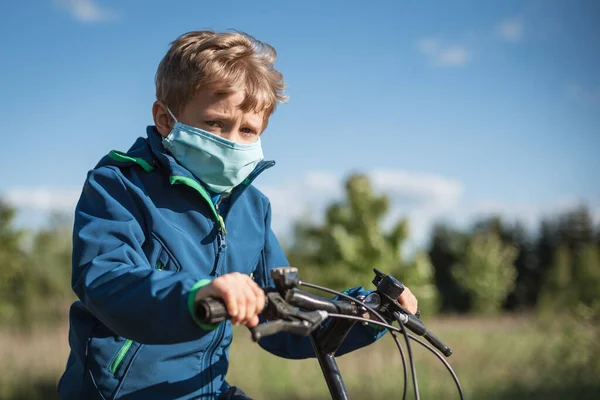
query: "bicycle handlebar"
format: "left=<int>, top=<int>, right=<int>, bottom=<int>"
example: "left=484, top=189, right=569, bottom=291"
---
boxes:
left=193, top=268, right=463, bottom=400
left=393, top=312, right=452, bottom=357
left=193, top=268, right=452, bottom=357
left=195, top=289, right=357, bottom=324
left=195, top=295, right=230, bottom=323
left=195, top=288, right=358, bottom=341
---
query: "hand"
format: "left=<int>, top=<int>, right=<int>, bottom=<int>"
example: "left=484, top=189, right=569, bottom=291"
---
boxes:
left=194, top=273, right=266, bottom=327
left=398, top=286, right=418, bottom=315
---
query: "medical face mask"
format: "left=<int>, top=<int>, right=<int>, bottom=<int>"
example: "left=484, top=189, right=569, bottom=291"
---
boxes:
left=162, top=109, right=264, bottom=194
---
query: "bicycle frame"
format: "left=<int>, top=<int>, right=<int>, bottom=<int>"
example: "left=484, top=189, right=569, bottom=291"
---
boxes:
left=309, top=315, right=358, bottom=399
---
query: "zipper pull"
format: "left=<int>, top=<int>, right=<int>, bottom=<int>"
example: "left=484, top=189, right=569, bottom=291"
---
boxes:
left=217, top=229, right=227, bottom=251
left=215, top=196, right=228, bottom=249
left=217, top=215, right=228, bottom=237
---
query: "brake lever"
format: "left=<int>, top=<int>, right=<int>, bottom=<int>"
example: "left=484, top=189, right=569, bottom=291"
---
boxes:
left=261, top=290, right=304, bottom=320
left=250, top=291, right=329, bottom=341
left=251, top=320, right=287, bottom=341
left=250, top=315, right=323, bottom=342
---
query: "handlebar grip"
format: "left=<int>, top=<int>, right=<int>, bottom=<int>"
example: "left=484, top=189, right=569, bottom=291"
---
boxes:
left=424, top=329, right=453, bottom=357
left=195, top=297, right=229, bottom=324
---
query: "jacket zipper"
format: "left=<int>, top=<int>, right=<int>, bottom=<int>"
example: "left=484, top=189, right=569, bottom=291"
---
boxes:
left=215, top=197, right=227, bottom=275
left=109, top=339, right=133, bottom=375
left=206, top=197, right=228, bottom=395
left=205, top=320, right=225, bottom=396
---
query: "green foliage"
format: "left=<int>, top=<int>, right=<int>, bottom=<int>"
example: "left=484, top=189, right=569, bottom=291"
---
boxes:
left=537, top=207, right=600, bottom=320
left=540, top=243, right=600, bottom=320
left=289, top=174, right=439, bottom=315
left=427, top=223, right=471, bottom=312
left=429, top=205, right=599, bottom=315
left=0, top=202, right=73, bottom=331
left=0, top=202, right=30, bottom=326
left=540, top=319, right=600, bottom=389
left=574, top=244, right=600, bottom=317
left=28, top=214, right=74, bottom=303
left=452, top=232, right=518, bottom=315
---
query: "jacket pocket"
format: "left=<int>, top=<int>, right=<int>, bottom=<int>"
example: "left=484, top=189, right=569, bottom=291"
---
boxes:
left=151, top=232, right=182, bottom=272
left=108, top=339, right=135, bottom=375
left=114, top=341, right=211, bottom=399
left=86, top=335, right=144, bottom=400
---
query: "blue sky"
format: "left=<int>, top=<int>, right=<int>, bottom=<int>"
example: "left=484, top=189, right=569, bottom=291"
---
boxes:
left=1, top=0, right=599, bottom=247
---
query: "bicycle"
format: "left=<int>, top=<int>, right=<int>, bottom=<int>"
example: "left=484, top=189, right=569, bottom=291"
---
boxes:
left=195, top=267, right=464, bottom=400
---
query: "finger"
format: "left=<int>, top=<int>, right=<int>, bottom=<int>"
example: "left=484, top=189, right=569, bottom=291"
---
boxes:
left=219, top=283, right=238, bottom=321
left=241, top=284, right=257, bottom=326
left=235, top=286, right=247, bottom=326
left=404, top=299, right=417, bottom=315
left=399, top=287, right=418, bottom=314
left=247, top=315, right=260, bottom=328
left=247, top=278, right=265, bottom=315
left=409, top=297, right=418, bottom=315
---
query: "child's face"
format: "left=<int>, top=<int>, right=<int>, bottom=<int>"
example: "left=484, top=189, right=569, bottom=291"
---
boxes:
left=154, top=85, right=266, bottom=145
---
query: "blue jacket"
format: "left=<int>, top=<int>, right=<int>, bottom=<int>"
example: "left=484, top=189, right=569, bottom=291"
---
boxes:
left=58, top=127, right=385, bottom=399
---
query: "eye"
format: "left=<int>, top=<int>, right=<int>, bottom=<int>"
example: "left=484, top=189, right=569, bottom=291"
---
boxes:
left=240, top=127, right=257, bottom=136
left=205, top=121, right=218, bottom=127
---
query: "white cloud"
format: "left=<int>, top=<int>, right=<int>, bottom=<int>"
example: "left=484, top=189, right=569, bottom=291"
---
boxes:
left=496, top=18, right=524, bottom=42
left=258, top=172, right=342, bottom=235
left=3, top=187, right=81, bottom=212
left=437, top=47, right=470, bottom=66
left=565, top=84, right=600, bottom=106
left=417, top=38, right=440, bottom=55
left=55, top=0, right=118, bottom=23
left=370, top=169, right=463, bottom=207
left=257, top=169, right=464, bottom=248
left=416, top=37, right=470, bottom=67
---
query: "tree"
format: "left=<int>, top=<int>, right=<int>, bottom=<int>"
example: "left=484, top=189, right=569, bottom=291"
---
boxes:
left=452, top=232, right=518, bottom=315
left=427, top=223, right=470, bottom=312
left=0, top=201, right=30, bottom=328
left=289, top=174, right=439, bottom=315
left=504, top=222, right=538, bottom=310
left=537, top=206, right=600, bottom=320
left=0, top=203, right=74, bottom=330
left=573, top=244, right=600, bottom=319
left=538, top=244, right=572, bottom=316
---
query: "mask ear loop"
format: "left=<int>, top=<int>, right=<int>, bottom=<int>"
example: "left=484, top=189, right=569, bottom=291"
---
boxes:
left=166, top=106, right=178, bottom=124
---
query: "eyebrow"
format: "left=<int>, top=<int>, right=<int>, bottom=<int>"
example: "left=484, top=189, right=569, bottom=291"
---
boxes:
left=203, top=112, right=230, bottom=120
left=203, top=113, right=262, bottom=131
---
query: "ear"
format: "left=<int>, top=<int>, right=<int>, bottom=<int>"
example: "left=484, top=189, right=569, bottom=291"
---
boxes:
left=152, top=101, right=174, bottom=137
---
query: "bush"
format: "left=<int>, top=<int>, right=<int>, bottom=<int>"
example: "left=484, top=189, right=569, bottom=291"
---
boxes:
left=452, top=232, right=518, bottom=315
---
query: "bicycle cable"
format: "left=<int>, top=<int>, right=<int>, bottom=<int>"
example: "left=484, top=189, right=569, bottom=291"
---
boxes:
left=299, top=281, right=463, bottom=400
left=326, top=314, right=464, bottom=400
left=398, top=316, right=420, bottom=400
left=300, top=281, right=409, bottom=400
left=407, top=334, right=464, bottom=400
left=300, top=282, right=416, bottom=400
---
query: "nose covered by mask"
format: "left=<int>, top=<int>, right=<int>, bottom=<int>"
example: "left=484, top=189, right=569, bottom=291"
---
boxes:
left=162, top=108, right=264, bottom=194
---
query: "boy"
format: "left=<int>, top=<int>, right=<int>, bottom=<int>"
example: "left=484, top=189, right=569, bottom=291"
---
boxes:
left=58, top=30, right=418, bottom=399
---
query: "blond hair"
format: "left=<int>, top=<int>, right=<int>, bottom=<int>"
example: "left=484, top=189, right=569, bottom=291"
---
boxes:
left=155, top=30, right=287, bottom=122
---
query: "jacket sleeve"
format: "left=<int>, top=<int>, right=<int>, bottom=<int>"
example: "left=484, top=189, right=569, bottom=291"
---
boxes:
left=71, top=166, right=214, bottom=345
left=253, top=203, right=387, bottom=359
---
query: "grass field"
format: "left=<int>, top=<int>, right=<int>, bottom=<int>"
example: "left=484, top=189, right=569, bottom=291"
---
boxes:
left=1, top=314, right=598, bottom=399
